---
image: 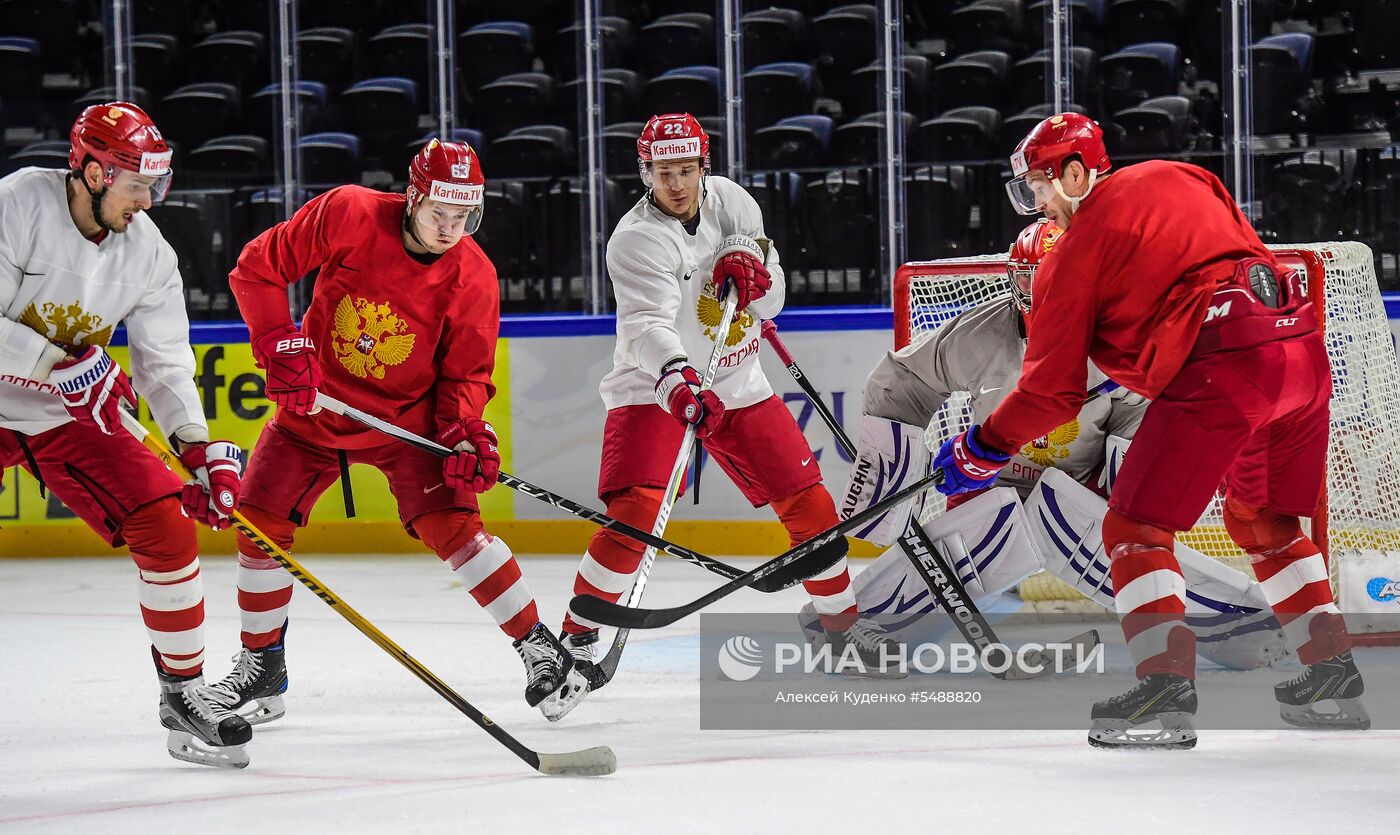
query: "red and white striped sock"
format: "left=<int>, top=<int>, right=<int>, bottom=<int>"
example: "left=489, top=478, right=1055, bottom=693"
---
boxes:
left=1251, top=537, right=1350, bottom=665
left=443, top=531, right=539, bottom=640
left=1110, top=544, right=1195, bottom=679
left=236, top=551, right=293, bottom=649
left=563, top=488, right=660, bottom=634
left=776, top=484, right=857, bottom=633
left=136, top=555, right=206, bottom=676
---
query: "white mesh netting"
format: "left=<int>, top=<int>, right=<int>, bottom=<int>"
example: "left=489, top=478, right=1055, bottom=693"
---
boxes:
left=896, top=242, right=1400, bottom=607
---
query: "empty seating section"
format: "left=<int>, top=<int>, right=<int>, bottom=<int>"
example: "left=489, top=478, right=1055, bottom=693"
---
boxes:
left=3, top=0, right=1400, bottom=314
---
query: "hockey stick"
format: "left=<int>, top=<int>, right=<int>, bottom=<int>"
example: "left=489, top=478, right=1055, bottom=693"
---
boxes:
left=312, top=393, right=803, bottom=594
left=761, top=321, right=1101, bottom=681
left=596, top=290, right=741, bottom=682
left=569, top=471, right=945, bottom=630
left=118, top=410, right=615, bottom=777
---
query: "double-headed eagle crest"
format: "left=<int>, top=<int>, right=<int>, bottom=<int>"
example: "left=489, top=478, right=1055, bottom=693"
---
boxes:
left=1021, top=419, right=1081, bottom=467
left=331, top=296, right=415, bottom=379
left=696, top=278, right=754, bottom=347
left=19, top=301, right=113, bottom=350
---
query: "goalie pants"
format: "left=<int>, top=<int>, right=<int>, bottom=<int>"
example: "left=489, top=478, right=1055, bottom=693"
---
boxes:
left=1, top=423, right=205, bottom=675
left=565, top=398, right=857, bottom=633
left=236, top=421, right=540, bottom=646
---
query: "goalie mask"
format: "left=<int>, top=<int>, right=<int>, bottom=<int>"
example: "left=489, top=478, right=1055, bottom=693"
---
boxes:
left=1006, top=218, right=1064, bottom=314
left=407, top=138, right=485, bottom=236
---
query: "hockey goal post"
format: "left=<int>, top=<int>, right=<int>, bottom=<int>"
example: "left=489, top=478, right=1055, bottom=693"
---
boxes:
left=894, top=242, right=1400, bottom=641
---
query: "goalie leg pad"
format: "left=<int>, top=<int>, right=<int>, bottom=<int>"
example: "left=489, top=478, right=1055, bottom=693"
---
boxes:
left=837, top=414, right=931, bottom=546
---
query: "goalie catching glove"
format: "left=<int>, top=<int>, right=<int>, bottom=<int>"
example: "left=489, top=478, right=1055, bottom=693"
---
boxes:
left=656, top=359, right=724, bottom=436
left=48, top=345, right=136, bottom=435
left=438, top=418, right=501, bottom=493
left=711, top=234, right=770, bottom=312
left=934, top=424, right=1012, bottom=496
left=252, top=324, right=321, bottom=415
left=177, top=437, right=244, bottom=530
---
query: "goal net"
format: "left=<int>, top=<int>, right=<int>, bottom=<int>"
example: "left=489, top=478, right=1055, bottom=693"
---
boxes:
left=894, top=242, right=1400, bottom=640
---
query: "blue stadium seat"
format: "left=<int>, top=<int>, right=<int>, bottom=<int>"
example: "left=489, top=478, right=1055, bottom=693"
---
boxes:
left=932, top=50, right=1011, bottom=113
left=1100, top=42, right=1180, bottom=114
left=188, top=31, right=267, bottom=92
left=830, top=111, right=916, bottom=166
left=368, top=24, right=432, bottom=92
left=299, top=132, right=362, bottom=186
left=915, top=107, right=1003, bottom=163
left=745, top=62, right=816, bottom=130
left=743, top=8, right=809, bottom=67
left=750, top=114, right=833, bottom=169
left=950, top=0, right=1026, bottom=59
left=461, top=22, right=535, bottom=91
left=297, top=27, right=357, bottom=89
left=639, top=13, right=715, bottom=77
left=642, top=65, right=720, bottom=119
left=246, top=81, right=328, bottom=142
left=476, top=72, right=557, bottom=139
left=1251, top=33, right=1314, bottom=134
left=337, top=78, right=420, bottom=162
left=158, top=83, right=241, bottom=150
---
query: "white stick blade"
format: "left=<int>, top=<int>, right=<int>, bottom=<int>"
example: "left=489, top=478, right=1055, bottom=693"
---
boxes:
left=537, top=746, right=618, bottom=777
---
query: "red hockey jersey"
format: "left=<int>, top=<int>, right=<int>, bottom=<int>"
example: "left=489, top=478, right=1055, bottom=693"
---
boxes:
left=230, top=185, right=499, bottom=449
left=980, top=160, right=1279, bottom=453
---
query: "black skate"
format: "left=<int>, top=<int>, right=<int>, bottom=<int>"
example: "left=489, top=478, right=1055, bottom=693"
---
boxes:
left=157, top=666, right=252, bottom=769
left=826, top=620, right=908, bottom=679
left=211, top=622, right=289, bottom=726
left=1275, top=650, right=1370, bottom=730
left=539, top=629, right=608, bottom=722
left=1088, top=674, right=1198, bottom=750
left=514, top=622, right=577, bottom=707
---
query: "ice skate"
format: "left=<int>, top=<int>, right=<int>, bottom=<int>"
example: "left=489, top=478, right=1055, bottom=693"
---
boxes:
left=210, top=621, right=288, bottom=726
left=1275, top=650, right=1370, bottom=730
left=1088, top=674, right=1198, bottom=750
left=826, top=619, right=908, bottom=679
left=515, top=622, right=577, bottom=707
left=540, top=629, right=607, bottom=722
left=157, top=667, right=252, bottom=769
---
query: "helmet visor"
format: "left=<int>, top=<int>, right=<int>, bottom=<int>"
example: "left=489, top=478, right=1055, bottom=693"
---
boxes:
left=110, top=166, right=173, bottom=204
left=1005, top=173, right=1055, bottom=216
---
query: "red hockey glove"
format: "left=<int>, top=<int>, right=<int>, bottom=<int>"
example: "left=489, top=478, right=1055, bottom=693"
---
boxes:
left=177, top=440, right=244, bottom=530
left=712, top=235, right=771, bottom=312
left=438, top=418, right=501, bottom=493
left=48, top=345, right=136, bottom=435
left=933, top=424, right=1012, bottom=496
left=655, top=361, right=725, bottom=437
left=252, top=324, right=322, bottom=415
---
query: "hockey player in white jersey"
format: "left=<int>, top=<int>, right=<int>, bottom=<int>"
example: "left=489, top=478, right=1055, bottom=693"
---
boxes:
left=813, top=220, right=1288, bottom=671
left=547, top=113, right=894, bottom=719
left=0, top=103, right=251, bottom=767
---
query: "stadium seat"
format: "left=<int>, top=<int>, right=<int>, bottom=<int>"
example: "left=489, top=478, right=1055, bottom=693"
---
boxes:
left=299, top=132, right=362, bottom=186
left=744, top=63, right=816, bottom=131
left=1099, top=42, right=1181, bottom=115
left=743, top=8, right=809, bottom=67
left=132, top=34, right=181, bottom=99
left=906, top=165, right=975, bottom=258
left=461, top=22, right=535, bottom=91
left=1026, top=0, right=1107, bottom=52
left=300, top=3, right=384, bottom=36
left=1251, top=33, right=1313, bottom=135
left=642, top=66, right=720, bottom=119
left=185, top=135, right=272, bottom=186
left=1, top=139, right=69, bottom=176
left=559, top=69, right=642, bottom=125
left=1011, top=47, right=1098, bottom=113
left=914, top=107, right=1003, bottom=163
left=931, top=50, right=1011, bottom=113
left=1000, top=102, right=1089, bottom=148
left=1113, top=94, right=1194, bottom=153
left=476, top=72, right=556, bottom=139
left=1262, top=153, right=1356, bottom=242
left=73, top=85, right=153, bottom=114
left=639, top=13, right=715, bottom=77
left=811, top=4, right=878, bottom=98
left=848, top=56, right=931, bottom=122
left=949, top=0, right=1027, bottom=58
left=240, top=187, right=313, bottom=239
left=246, top=82, right=328, bottom=143
left=188, top=31, right=267, bottom=92
left=489, top=125, right=576, bottom=178
left=829, top=111, right=916, bottom=166
left=336, top=78, right=420, bottom=162
left=368, top=24, right=432, bottom=92
left=158, top=84, right=241, bottom=151
left=131, top=0, right=188, bottom=41
left=0, top=0, right=77, bottom=74
left=552, top=17, right=635, bottom=79
left=1105, top=0, right=1185, bottom=51
left=397, top=127, right=486, bottom=177
left=750, top=115, right=833, bottom=170
left=803, top=169, right=875, bottom=272
left=0, top=37, right=42, bottom=126
left=471, top=180, right=531, bottom=284
left=297, top=27, right=358, bottom=90
left=603, top=121, right=646, bottom=173
left=744, top=171, right=803, bottom=270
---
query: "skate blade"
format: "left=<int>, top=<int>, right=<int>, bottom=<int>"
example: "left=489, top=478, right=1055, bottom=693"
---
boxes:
left=237, top=695, right=286, bottom=726
left=1088, top=713, right=1198, bottom=750
left=537, top=745, right=617, bottom=777
left=540, top=669, right=591, bottom=723
left=1280, top=698, right=1372, bottom=731
left=166, top=730, right=250, bottom=769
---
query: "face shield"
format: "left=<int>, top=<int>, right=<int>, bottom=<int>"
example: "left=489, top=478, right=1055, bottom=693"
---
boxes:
left=422, top=180, right=485, bottom=236
left=109, top=166, right=173, bottom=205
left=1005, top=171, right=1057, bottom=216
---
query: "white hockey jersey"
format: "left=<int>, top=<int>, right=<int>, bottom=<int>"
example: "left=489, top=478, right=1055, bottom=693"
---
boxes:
left=599, top=176, right=785, bottom=411
left=0, top=167, right=205, bottom=438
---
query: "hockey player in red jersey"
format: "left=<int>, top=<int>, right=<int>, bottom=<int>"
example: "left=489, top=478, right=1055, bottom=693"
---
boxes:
left=933, top=113, right=1365, bottom=747
left=226, top=139, right=579, bottom=719
left=544, top=113, right=893, bottom=721
left=0, top=103, right=251, bottom=767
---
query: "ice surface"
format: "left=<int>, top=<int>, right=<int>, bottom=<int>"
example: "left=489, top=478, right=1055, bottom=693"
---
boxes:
left=2, top=556, right=1395, bottom=833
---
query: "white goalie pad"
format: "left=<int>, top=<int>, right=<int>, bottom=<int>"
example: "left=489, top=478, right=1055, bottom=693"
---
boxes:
left=836, top=414, right=931, bottom=546
left=1025, top=469, right=1287, bottom=670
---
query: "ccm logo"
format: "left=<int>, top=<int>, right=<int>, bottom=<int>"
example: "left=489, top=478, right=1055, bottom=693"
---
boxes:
left=1275, top=317, right=1299, bottom=327
left=1205, top=300, right=1232, bottom=322
left=275, top=336, right=314, bottom=352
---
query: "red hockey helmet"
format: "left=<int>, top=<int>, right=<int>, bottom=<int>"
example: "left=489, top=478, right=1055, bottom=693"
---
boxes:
left=637, top=113, right=710, bottom=186
left=407, top=138, right=485, bottom=235
left=1006, top=219, right=1064, bottom=313
left=1006, top=112, right=1110, bottom=216
left=69, top=101, right=173, bottom=202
